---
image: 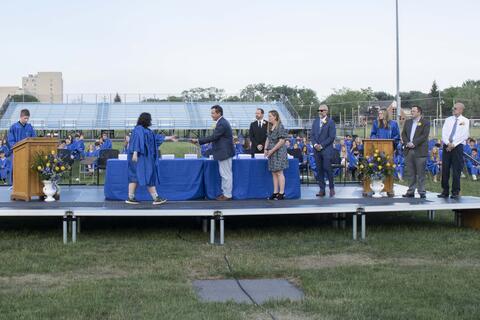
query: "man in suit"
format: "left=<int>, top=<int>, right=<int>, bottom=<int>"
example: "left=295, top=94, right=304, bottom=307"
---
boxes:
left=438, top=102, right=470, bottom=199
left=249, top=108, right=268, bottom=157
left=192, top=105, right=235, bottom=200
left=311, top=104, right=337, bottom=197
left=401, top=105, right=430, bottom=199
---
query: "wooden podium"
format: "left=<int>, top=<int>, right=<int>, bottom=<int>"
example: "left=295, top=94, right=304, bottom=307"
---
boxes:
left=362, top=139, right=395, bottom=197
left=11, top=137, right=58, bottom=201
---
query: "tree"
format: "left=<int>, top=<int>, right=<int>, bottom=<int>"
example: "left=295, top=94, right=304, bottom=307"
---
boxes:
left=374, top=91, right=395, bottom=102
left=182, top=87, right=225, bottom=102
left=323, top=87, right=376, bottom=120
left=9, top=94, right=39, bottom=103
left=114, top=93, right=122, bottom=103
left=429, top=81, right=439, bottom=98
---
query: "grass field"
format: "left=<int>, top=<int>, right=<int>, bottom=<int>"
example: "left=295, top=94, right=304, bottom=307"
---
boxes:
left=1, top=145, right=480, bottom=319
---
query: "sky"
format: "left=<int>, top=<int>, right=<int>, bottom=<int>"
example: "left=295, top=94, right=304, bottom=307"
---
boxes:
left=1, top=0, right=479, bottom=99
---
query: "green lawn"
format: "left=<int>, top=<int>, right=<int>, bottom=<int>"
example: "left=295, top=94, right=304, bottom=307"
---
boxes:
left=1, top=145, right=480, bottom=319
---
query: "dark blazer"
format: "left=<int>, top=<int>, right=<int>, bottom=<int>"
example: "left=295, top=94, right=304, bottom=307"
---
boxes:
left=199, top=117, right=235, bottom=161
left=401, top=117, right=430, bottom=157
left=311, top=117, right=336, bottom=158
left=249, top=119, right=268, bottom=154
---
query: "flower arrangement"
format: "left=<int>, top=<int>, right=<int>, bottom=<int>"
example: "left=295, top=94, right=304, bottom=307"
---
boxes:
left=32, top=150, right=71, bottom=181
left=358, top=149, right=395, bottom=180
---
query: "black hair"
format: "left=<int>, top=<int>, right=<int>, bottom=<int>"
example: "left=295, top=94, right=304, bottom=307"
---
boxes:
left=473, top=148, right=478, bottom=153
left=137, top=112, right=152, bottom=128
left=257, top=108, right=264, bottom=114
left=211, top=105, right=223, bottom=116
left=411, top=105, right=423, bottom=114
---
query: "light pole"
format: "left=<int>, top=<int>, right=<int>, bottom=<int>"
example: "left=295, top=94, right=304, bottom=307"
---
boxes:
left=395, top=0, right=401, bottom=121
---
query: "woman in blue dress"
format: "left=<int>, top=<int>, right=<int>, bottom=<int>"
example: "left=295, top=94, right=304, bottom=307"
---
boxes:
left=427, top=146, right=442, bottom=182
left=370, top=109, right=400, bottom=147
left=125, top=113, right=166, bottom=205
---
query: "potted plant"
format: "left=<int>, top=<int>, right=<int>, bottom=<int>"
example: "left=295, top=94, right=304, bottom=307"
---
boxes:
left=31, top=150, right=71, bottom=202
left=358, top=149, right=395, bottom=198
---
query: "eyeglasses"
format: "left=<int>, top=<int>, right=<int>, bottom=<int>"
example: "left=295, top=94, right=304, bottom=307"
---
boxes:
left=452, top=107, right=457, bottom=110
left=318, top=109, right=327, bottom=112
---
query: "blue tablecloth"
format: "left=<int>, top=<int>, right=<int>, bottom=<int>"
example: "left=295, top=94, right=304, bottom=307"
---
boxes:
left=105, top=158, right=301, bottom=201
left=104, top=159, right=205, bottom=201
left=203, top=158, right=301, bottom=200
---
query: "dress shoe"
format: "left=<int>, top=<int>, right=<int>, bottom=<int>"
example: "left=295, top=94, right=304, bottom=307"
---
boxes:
left=216, top=195, right=231, bottom=201
left=268, top=193, right=278, bottom=200
left=419, top=194, right=426, bottom=199
left=402, top=193, right=415, bottom=198
left=437, top=193, right=449, bottom=198
left=329, top=189, right=335, bottom=197
left=275, top=193, right=285, bottom=200
left=316, top=191, right=326, bottom=197
left=450, top=194, right=460, bottom=200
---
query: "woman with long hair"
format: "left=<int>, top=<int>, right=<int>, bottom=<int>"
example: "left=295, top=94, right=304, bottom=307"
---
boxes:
left=264, top=110, right=289, bottom=200
left=370, top=108, right=400, bottom=146
left=126, top=112, right=166, bottom=205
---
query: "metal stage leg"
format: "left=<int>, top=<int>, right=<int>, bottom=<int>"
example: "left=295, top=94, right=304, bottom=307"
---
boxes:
left=77, top=217, right=81, bottom=234
left=220, top=217, right=225, bottom=245
left=202, top=218, right=208, bottom=233
left=431, top=210, right=436, bottom=220
left=210, top=218, right=215, bottom=244
left=361, top=213, right=366, bottom=240
left=63, top=215, right=68, bottom=244
left=454, top=211, right=462, bottom=227
left=352, top=212, right=357, bottom=240
left=72, top=216, right=77, bottom=243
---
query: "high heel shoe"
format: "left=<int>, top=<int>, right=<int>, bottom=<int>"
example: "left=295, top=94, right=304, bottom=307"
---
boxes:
left=268, top=193, right=278, bottom=200
left=275, top=193, right=285, bottom=200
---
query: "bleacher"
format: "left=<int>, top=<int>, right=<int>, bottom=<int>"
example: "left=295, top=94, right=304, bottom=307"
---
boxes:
left=0, top=101, right=300, bottom=130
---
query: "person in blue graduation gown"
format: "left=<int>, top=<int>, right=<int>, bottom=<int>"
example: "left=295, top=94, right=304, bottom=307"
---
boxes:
left=370, top=109, right=400, bottom=147
left=7, top=109, right=36, bottom=152
left=125, top=112, right=166, bottom=205
left=0, top=139, right=9, bottom=158
left=0, top=151, right=11, bottom=184
left=100, top=133, right=112, bottom=150
left=233, top=137, right=244, bottom=155
left=427, top=146, right=442, bottom=182
left=201, top=143, right=213, bottom=158
left=347, top=148, right=360, bottom=180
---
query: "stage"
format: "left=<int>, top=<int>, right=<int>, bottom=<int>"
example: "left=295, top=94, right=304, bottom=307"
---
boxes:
left=1, top=184, right=479, bottom=244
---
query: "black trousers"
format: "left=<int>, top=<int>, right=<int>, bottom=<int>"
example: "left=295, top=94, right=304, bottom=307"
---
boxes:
left=441, top=144, right=464, bottom=195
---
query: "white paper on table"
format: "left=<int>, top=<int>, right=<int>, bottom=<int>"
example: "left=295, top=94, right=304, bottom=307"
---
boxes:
left=237, top=154, right=251, bottom=159
left=162, top=154, right=175, bottom=159
left=184, top=154, right=198, bottom=159
left=254, top=153, right=265, bottom=159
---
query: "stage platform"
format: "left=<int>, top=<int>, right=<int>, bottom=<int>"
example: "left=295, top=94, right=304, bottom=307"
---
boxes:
left=1, top=184, right=479, bottom=244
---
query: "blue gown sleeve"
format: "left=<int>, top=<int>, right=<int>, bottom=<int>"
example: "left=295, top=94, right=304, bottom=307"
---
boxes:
left=390, top=121, right=400, bottom=144
left=370, top=120, right=378, bottom=139
left=129, top=126, right=146, bottom=155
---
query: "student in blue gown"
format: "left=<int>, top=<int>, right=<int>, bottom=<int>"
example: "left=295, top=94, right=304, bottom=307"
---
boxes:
left=465, top=148, right=480, bottom=181
left=427, top=146, right=442, bottom=182
left=7, top=109, right=36, bottom=151
left=0, top=151, right=11, bottom=184
left=370, top=108, right=400, bottom=147
left=125, top=112, right=166, bottom=205
left=234, top=137, right=244, bottom=155
left=0, top=138, right=9, bottom=157
left=347, top=148, right=360, bottom=180
left=100, top=132, right=112, bottom=150
left=201, top=143, right=213, bottom=158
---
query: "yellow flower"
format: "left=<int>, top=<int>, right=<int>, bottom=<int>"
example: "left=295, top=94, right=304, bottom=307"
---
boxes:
left=369, top=163, right=373, bottom=167
left=378, top=165, right=383, bottom=170
left=44, top=156, right=48, bottom=160
left=51, top=150, right=55, bottom=155
left=46, top=163, right=51, bottom=167
left=417, top=122, right=422, bottom=126
left=54, top=159, right=58, bottom=163
left=393, top=164, right=397, bottom=168
left=360, top=165, right=364, bottom=169
left=377, top=157, right=381, bottom=162
left=37, top=166, right=42, bottom=170
left=61, top=166, right=65, bottom=171
left=374, top=153, right=378, bottom=157
left=386, top=163, right=391, bottom=167
left=55, top=167, right=60, bottom=171
left=375, top=149, right=379, bottom=154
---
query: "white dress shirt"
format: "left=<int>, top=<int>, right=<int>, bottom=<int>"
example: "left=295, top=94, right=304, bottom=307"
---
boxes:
left=442, top=115, right=469, bottom=147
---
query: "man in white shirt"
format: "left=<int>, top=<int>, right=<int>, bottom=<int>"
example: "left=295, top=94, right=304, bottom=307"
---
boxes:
left=438, top=102, right=469, bottom=199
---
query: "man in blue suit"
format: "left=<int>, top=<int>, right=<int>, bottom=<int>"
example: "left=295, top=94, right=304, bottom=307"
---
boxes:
left=311, top=104, right=337, bottom=197
left=192, top=105, right=235, bottom=200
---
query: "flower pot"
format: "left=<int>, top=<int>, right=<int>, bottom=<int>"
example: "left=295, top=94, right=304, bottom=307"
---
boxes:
left=370, top=179, right=384, bottom=198
left=42, top=180, right=57, bottom=202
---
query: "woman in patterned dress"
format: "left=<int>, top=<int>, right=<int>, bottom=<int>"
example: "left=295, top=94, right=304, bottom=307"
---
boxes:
left=264, top=110, right=289, bottom=200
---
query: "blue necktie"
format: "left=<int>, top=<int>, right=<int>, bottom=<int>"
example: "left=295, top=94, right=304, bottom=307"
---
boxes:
left=448, top=117, right=458, bottom=143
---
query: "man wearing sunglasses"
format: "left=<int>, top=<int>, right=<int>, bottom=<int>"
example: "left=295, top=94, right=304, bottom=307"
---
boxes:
left=438, top=102, right=469, bottom=199
left=311, top=105, right=337, bottom=197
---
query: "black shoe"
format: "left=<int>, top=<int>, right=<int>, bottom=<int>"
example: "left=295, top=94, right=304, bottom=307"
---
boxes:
left=268, top=193, right=278, bottom=200
left=450, top=194, right=460, bottom=200
left=420, top=194, right=426, bottom=199
left=437, top=193, right=449, bottom=198
left=275, top=193, right=285, bottom=200
left=402, top=193, right=415, bottom=198
left=153, top=197, right=167, bottom=205
left=316, top=191, right=326, bottom=197
left=125, top=197, right=140, bottom=204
